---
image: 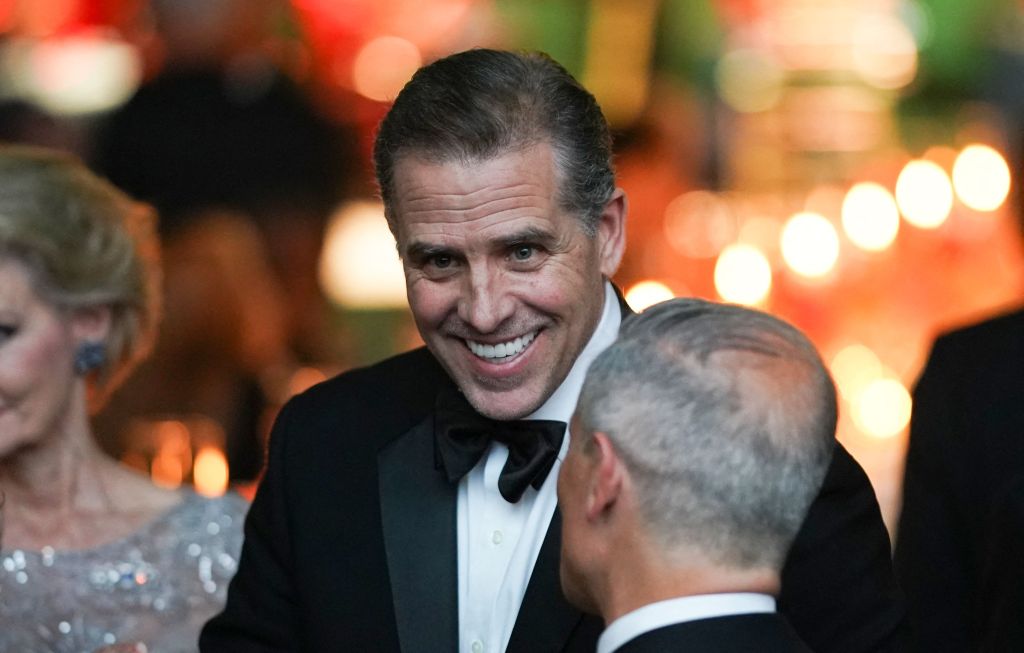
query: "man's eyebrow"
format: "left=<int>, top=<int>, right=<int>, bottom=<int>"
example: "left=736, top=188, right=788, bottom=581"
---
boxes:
left=404, top=240, right=456, bottom=261
left=495, top=226, right=557, bottom=248
left=403, top=226, right=560, bottom=260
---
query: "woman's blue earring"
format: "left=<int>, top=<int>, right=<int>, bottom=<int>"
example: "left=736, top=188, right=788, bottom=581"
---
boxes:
left=74, top=341, right=107, bottom=375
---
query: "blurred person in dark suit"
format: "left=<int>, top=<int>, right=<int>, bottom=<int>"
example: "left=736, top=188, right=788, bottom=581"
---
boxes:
left=895, top=304, right=1024, bottom=651
left=92, top=0, right=359, bottom=480
left=895, top=134, right=1024, bottom=652
left=558, top=298, right=835, bottom=652
left=94, top=0, right=357, bottom=363
left=202, top=48, right=905, bottom=652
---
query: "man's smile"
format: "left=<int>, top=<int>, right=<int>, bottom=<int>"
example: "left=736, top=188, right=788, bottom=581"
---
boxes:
left=466, top=331, right=538, bottom=362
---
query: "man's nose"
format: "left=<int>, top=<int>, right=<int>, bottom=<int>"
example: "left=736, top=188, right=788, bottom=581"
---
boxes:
left=458, top=264, right=513, bottom=334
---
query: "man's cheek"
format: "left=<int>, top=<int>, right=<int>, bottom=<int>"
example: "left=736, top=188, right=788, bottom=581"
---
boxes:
left=409, top=291, right=457, bottom=331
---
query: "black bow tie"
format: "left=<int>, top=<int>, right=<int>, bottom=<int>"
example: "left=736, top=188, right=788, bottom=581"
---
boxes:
left=434, top=387, right=566, bottom=503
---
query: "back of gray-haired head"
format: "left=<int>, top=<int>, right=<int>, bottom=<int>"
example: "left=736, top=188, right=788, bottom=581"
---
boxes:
left=577, top=298, right=837, bottom=570
left=373, top=48, right=615, bottom=236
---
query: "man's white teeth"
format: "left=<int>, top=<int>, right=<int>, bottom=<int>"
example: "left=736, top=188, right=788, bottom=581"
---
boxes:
left=468, top=332, right=536, bottom=360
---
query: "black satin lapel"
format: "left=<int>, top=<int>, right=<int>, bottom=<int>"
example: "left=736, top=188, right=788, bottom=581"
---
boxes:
left=506, top=507, right=589, bottom=653
left=378, top=417, right=458, bottom=653
left=612, top=282, right=635, bottom=319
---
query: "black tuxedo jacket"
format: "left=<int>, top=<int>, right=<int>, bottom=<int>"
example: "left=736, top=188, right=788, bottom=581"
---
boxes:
left=613, top=613, right=811, bottom=652
left=895, top=307, right=1024, bottom=652
left=202, top=345, right=906, bottom=652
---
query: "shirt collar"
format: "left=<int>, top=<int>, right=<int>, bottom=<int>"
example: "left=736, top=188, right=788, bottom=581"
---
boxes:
left=597, top=593, right=776, bottom=653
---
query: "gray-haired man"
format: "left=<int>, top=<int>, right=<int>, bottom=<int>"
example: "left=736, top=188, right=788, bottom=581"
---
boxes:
left=560, top=298, right=836, bottom=652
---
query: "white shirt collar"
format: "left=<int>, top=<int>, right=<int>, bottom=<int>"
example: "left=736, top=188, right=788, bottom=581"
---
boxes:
left=597, top=593, right=776, bottom=653
left=524, top=281, right=621, bottom=425
left=455, top=283, right=622, bottom=653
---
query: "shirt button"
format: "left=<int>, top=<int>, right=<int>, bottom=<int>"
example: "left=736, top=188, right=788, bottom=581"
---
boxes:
left=491, top=530, right=503, bottom=545
left=471, top=640, right=484, bottom=653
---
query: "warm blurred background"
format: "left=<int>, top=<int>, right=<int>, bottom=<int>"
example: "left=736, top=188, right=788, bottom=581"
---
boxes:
left=2, top=0, right=1021, bottom=538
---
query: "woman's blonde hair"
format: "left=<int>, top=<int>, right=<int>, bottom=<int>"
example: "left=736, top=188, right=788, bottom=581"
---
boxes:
left=0, top=145, right=161, bottom=396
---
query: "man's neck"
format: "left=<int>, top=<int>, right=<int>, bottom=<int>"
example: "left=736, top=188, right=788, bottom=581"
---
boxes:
left=599, top=554, right=781, bottom=624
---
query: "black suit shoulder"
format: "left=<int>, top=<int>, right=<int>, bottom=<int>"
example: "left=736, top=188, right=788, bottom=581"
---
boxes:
left=924, top=307, right=1024, bottom=395
left=896, top=306, right=1024, bottom=652
left=284, top=346, right=452, bottom=452
left=615, top=613, right=811, bottom=652
left=202, top=347, right=453, bottom=651
left=778, top=442, right=907, bottom=652
left=305, top=346, right=445, bottom=398
left=909, top=305, right=1024, bottom=460
left=936, top=305, right=1024, bottom=345
left=930, top=306, right=1024, bottom=366
left=297, top=345, right=447, bottom=410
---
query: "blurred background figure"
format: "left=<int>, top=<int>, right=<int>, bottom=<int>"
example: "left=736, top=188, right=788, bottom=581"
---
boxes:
left=894, top=140, right=1024, bottom=653
left=89, top=0, right=361, bottom=483
left=93, top=210, right=291, bottom=483
left=0, top=99, right=88, bottom=155
left=559, top=299, right=836, bottom=653
left=0, top=146, right=247, bottom=652
left=94, top=0, right=356, bottom=361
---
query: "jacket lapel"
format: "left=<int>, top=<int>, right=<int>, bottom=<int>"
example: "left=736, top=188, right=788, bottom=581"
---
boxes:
left=613, top=281, right=635, bottom=320
left=506, top=508, right=588, bottom=653
left=378, top=415, right=459, bottom=653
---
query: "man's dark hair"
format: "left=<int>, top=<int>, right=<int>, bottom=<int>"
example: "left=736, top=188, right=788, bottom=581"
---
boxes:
left=373, top=49, right=615, bottom=235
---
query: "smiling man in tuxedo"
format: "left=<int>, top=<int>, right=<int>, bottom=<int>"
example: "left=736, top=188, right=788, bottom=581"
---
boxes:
left=201, top=49, right=906, bottom=652
left=559, top=299, right=837, bottom=652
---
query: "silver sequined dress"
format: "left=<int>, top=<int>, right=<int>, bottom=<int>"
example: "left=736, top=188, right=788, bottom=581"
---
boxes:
left=0, top=490, right=248, bottom=653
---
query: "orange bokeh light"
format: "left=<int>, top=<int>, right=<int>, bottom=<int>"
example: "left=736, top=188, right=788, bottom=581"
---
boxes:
left=193, top=446, right=230, bottom=498
left=625, top=280, right=675, bottom=312
left=351, top=35, right=421, bottom=102
left=895, top=159, right=953, bottom=229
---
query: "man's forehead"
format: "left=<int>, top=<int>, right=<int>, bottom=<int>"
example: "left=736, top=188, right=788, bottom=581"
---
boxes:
left=392, top=137, right=553, bottom=171
left=396, top=177, right=552, bottom=215
left=397, top=140, right=563, bottom=185
left=389, top=146, right=568, bottom=239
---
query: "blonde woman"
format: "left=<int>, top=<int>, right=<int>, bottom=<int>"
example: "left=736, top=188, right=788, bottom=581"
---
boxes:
left=0, top=146, right=247, bottom=652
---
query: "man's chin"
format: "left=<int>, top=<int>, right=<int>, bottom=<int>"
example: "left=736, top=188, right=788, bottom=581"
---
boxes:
left=430, top=339, right=559, bottom=419
left=461, top=382, right=547, bottom=421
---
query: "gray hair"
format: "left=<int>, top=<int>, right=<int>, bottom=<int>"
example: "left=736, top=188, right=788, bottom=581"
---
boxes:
left=0, top=145, right=161, bottom=396
left=373, top=49, right=615, bottom=236
left=576, top=298, right=837, bottom=570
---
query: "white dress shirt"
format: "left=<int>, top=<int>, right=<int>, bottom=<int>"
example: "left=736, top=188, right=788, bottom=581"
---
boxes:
left=597, top=593, right=777, bottom=653
left=457, top=282, right=622, bottom=653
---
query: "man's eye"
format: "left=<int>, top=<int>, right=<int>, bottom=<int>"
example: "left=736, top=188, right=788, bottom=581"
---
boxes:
left=431, top=255, right=453, bottom=269
left=512, top=245, right=534, bottom=261
left=0, top=324, right=16, bottom=342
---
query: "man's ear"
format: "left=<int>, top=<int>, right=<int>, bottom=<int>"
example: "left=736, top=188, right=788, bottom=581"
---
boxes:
left=71, top=305, right=112, bottom=344
left=596, top=189, right=627, bottom=278
left=585, top=431, right=626, bottom=521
